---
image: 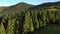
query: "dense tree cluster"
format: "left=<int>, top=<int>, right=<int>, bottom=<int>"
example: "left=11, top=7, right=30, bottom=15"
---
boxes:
left=0, top=1, right=60, bottom=34
left=0, top=8, right=60, bottom=34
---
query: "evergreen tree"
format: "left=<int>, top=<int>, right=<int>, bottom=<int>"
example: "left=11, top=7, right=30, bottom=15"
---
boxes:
left=31, top=9, right=39, bottom=29
left=0, top=23, right=6, bottom=34
left=42, top=11, right=47, bottom=26
left=23, top=11, right=34, bottom=34
left=7, top=18, right=16, bottom=34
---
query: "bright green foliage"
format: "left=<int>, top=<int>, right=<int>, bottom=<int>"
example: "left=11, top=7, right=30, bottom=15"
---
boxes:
left=23, top=12, right=34, bottom=34
left=7, top=18, right=16, bottom=34
left=34, top=9, right=39, bottom=29
left=42, top=11, right=47, bottom=26
left=0, top=23, right=6, bottom=34
left=39, top=20, right=43, bottom=27
left=31, top=9, right=39, bottom=29
left=42, top=15, right=46, bottom=26
left=29, top=22, right=34, bottom=32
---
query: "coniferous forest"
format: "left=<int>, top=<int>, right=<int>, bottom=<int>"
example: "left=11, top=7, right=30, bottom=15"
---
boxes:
left=0, top=1, right=60, bottom=34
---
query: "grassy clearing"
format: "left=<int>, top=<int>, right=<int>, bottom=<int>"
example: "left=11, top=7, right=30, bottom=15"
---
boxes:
left=28, top=24, right=60, bottom=34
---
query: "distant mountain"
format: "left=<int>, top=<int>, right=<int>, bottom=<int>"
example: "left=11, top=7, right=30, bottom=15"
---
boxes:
left=29, top=1, right=60, bottom=10
left=8, top=2, right=34, bottom=11
left=1, top=1, right=60, bottom=15
left=1, top=2, right=34, bottom=15
left=0, top=7, right=5, bottom=13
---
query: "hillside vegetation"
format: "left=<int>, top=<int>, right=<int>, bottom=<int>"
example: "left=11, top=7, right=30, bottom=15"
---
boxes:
left=0, top=7, right=5, bottom=13
left=0, top=1, right=60, bottom=34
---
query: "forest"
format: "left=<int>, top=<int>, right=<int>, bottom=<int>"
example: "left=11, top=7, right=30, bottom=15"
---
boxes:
left=0, top=1, right=60, bottom=34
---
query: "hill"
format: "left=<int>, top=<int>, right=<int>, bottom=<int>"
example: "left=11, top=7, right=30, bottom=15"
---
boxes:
left=1, top=2, right=34, bottom=16
left=29, top=1, right=60, bottom=11
left=0, top=1, right=60, bottom=34
left=0, top=7, right=5, bottom=13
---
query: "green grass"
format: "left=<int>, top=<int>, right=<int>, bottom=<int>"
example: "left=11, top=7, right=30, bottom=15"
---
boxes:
left=28, top=24, right=60, bottom=34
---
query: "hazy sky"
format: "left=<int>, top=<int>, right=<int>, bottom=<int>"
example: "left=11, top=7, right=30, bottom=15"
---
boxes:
left=0, top=0, right=60, bottom=6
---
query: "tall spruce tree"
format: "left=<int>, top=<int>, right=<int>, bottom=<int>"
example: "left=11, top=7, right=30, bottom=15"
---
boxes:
left=7, top=18, right=16, bottom=34
left=23, top=11, right=34, bottom=34
left=42, top=10, right=47, bottom=26
left=0, top=23, right=6, bottom=34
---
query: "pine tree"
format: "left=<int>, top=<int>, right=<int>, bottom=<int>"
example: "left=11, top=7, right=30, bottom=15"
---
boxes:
left=7, top=18, right=16, bottom=34
left=0, top=23, right=6, bottom=34
left=31, top=9, right=39, bottom=29
left=39, top=20, right=43, bottom=27
left=43, top=14, right=47, bottom=26
left=38, top=10, right=43, bottom=27
left=29, top=17, right=34, bottom=32
left=23, top=11, right=34, bottom=34
left=39, top=10, right=47, bottom=27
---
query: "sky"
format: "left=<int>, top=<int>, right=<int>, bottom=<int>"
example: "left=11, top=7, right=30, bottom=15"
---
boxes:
left=0, top=0, right=60, bottom=6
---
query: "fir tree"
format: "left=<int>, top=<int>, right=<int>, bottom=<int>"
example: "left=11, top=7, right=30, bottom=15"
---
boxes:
left=7, top=18, right=16, bottom=34
left=0, top=23, right=6, bottom=34
left=23, top=11, right=34, bottom=34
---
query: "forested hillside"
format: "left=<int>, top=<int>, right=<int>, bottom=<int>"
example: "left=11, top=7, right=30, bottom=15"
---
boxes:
left=0, top=7, right=5, bottom=13
left=0, top=1, right=60, bottom=34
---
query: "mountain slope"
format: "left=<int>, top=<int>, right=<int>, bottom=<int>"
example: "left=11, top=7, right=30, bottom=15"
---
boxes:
left=0, top=1, right=60, bottom=34
left=0, top=7, right=5, bottom=13
left=1, top=2, right=34, bottom=16
left=29, top=1, right=60, bottom=10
